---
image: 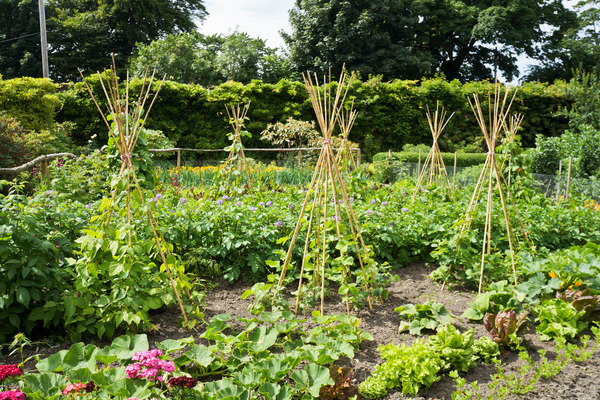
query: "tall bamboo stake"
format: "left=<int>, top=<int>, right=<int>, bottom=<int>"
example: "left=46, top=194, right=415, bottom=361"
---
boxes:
left=452, top=85, right=530, bottom=293
left=412, top=101, right=455, bottom=199
left=274, top=68, right=374, bottom=314
left=80, top=60, right=189, bottom=322
left=221, top=101, right=252, bottom=189
left=336, top=99, right=358, bottom=170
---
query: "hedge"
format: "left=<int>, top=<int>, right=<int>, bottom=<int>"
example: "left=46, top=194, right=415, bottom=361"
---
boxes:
left=1, top=75, right=572, bottom=161
left=372, top=151, right=488, bottom=182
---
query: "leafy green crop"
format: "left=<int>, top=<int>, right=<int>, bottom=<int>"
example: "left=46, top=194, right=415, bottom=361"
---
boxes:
left=534, top=298, right=588, bottom=341
left=395, top=300, right=453, bottom=335
left=461, top=280, right=526, bottom=321
left=483, top=309, right=529, bottom=348
left=359, top=325, right=499, bottom=398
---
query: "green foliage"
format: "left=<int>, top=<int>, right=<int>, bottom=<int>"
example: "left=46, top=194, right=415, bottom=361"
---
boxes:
left=43, top=152, right=110, bottom=204
left=46, top=0, right=208, bottom=81
left=534, top=298, right=588, bottom=341
left=0, top=183, right=90, bottom=342
left=530, top=125, right=600, bottom=177
left=359, top=325, right=499, bottom=399
left=461, top=281, right=526, bottom=321
left=556, top=287, right=600, bottom=321
left=359, top=339, right=444, bottom=398
left=0, top=112, right=31, bottom=168
left=517, top=242, right=600, bottom=302
left=260, top=117, right=320, bottom=148
left=142, top=129, right=175, bottom=159
left=0, top=77, right=61, bottom=132
left=58, top=76, right=571, bottom=161
left=12, top=312, right=371, bottom=399
left=373, top=151, right=487, bottom=182
left=285, top=0, right=576, bottom=82
left=0, top=0, right=43, bottom=79
left=395, top=300, right=453, bottom=335
left=129, top=31, right=292, bottom=86
left=22, top=122, right=77, bottom=158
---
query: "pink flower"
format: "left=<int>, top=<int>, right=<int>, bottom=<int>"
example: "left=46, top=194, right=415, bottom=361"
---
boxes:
left=0, top=390, right=26, bottom=400
left=0, top=365, right=23, bottom=381
left=62, top=382, right=86, bottom=395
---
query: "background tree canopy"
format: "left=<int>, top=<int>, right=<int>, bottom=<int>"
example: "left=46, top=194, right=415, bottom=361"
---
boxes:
left=283, top=0, right=578, bottom=82
left=525, top=0, right=600, bottom=82
left=129, top=32, right=292, bottom=86
left=0, top=0, right=207, bottom=81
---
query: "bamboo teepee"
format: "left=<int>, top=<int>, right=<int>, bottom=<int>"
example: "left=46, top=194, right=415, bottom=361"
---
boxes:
left=80, top=61, right=190, bottom=323
left=220, top=101, right=253, bottom=189
left=456, top=85, right=529, bottom=293
left=412, top=101, right=455, bottom=199
left=502, top=113, right=524, bottom=186
left=336, top=100, right=358, bottom=170
left=274, top=69, right=374, bottom=314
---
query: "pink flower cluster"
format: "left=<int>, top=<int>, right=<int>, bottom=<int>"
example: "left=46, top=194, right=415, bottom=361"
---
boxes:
left=0, top=390, right=26, bottom=400
left=61, top=381, right=95, bottom=395
left=0, top=365, right=23, bottom=381
left=126, top=349, right=175, bottom=382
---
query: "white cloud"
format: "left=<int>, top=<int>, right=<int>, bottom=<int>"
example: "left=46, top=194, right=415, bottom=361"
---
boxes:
left=199, top=0, right=295, bottom=48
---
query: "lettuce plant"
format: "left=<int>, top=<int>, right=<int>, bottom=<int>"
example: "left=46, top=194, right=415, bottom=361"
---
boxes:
left=395, top=300, right=453, bottom=335
left=556, top=287, right=600, bottom=321
left=483, top=308, right=529, bottom=348
left=534, top=298, right=588, bottom=341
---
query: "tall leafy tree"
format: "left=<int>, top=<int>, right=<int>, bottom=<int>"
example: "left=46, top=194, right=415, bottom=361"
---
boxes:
left=526, top=0, right=600, bottom=82
left=129, top=31, right=292, bottom=85
left=0, top=0, right=43, bottom=79
left=283, top=0, right=432, bottom=79
left=284, top=0, right=577, bottom=81
left=47, top=0, right=208, bottom=81
left=129, top=32, right=223, bottom=84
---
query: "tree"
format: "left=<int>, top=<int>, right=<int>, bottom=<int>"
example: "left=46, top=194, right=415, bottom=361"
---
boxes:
left=46, top=0, right=207, bottom=81
left=0, top=0, right=43, bottom=79
left=526, top=0, right=600, bottom=82
left=129, top=31, right=293, bottom=85
left=283, top=0, right=432, bottom=80
left=284, top=0, right=577, bottom=82
left=129, top=32, right=223, bottom=85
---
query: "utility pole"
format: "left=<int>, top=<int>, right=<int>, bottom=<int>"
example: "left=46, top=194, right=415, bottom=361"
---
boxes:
left=38, top=0, right=49, bottom=78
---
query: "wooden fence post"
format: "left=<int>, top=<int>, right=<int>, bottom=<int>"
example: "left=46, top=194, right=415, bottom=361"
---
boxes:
left=176, top=150, right=181, bottom=169
left=40, top=159, right=49, bottom=180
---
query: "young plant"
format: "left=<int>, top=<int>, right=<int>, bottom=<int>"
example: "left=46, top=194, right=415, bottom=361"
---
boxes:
left=395, top=300, right=453, bottom=335
left=461, top=280, right=526, bottom=321
left=483, top=308, right=529, bottom=348
left=319, top=364, right=361, bottom=400
left=534, top=298, right=588, bottom=341
left=556, top=287, right=600, bottom=320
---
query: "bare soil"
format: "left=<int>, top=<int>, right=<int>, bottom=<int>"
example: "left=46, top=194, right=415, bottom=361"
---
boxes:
left=3, top=263, right=600, bottom=399
left=191, top=263, right=600, bottom=400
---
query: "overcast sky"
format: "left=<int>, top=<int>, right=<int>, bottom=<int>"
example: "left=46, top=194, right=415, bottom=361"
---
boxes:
left=198, top=0, right=295, bottom=49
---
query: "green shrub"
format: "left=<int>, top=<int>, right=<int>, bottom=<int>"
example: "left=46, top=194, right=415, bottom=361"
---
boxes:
left=372, top=150, right=487, bottom=182
left=0, top=77, right=61, bottom=132
left=22, top=122, right=77, bottom=158
left=0, top=111, right=31, bottom=168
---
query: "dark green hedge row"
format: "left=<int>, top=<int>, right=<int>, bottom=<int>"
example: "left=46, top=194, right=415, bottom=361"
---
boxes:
left=373, top=151, right=488, bottom=167
left=1, top=75, right=572, bottom=160
left=372, top=151, right=488, bottom=182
